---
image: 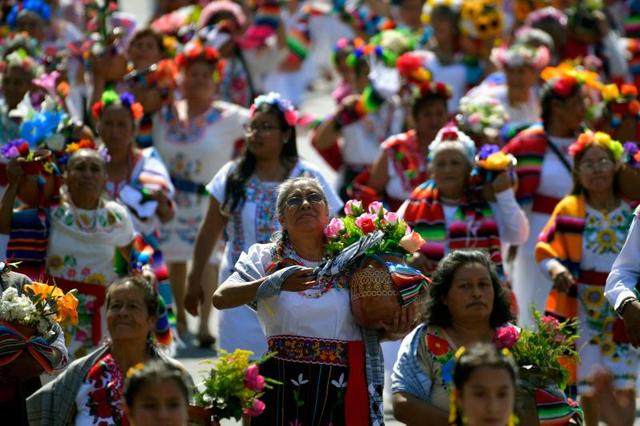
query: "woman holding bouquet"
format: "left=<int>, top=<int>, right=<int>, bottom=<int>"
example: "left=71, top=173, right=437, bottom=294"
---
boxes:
left=399, top=125, right=529, bottom=277
left=535, top=130, right=637, bottom=426
left=26, top=275, right=192, bottom=426
left=212, top=177, right=413, bottom=426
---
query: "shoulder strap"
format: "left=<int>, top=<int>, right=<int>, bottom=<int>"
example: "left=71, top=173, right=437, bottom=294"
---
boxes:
left=546, top=138, right=572, bottom=174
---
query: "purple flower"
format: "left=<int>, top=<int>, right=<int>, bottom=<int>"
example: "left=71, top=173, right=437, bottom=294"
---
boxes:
left=478, top=144, right=500, bottom=160
left=624, top=142, right=638, bottom=155
left=120, top=92, right=135, bottom=107
left=1, top=139, right=29, bottom=159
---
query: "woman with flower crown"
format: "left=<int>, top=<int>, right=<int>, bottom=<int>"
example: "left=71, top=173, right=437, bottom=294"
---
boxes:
left=0, top=148, right=136, bottom=360
left=152, top=42, right=249, bottom=345
left=535, top=130, right=638, bottom=425
left=184, top=93, right=342, bottom=356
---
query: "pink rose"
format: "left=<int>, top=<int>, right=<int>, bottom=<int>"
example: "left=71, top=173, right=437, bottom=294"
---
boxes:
left=244, top=364, right=265, bottom=392
left=542, top=315, right=560, bottom=329
left=344, top=199, right=364, bottom=216
left=323, top=217, right=345, bottom=239
left=368, top=201, right=385, bottom=215
left=355, top=213, right=377, bottom=233
left=384, top=211, right=399, bottom=225
left=495, top=326, right=520, bottom=349
left=244, top=398, right=266, bottom=416
left=399, top=231, right=424, bottom=253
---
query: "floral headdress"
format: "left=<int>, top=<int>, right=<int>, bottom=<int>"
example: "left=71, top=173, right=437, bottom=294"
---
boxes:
left=600, top=84, right=640, bottom=127
left=490, top=44, right=550, bottom=70
left=345, top=31, right=414, bottom=69
left=175, top=43, right=224, bottom=82
left=91, top=89, right=144, bottom=121
left=428, top=125, right=477, bottom=164
left=457, top=95, right=509, bottom=138
left=6, top=0, right=52, bottom=29
left=540, top=61, right=601, bottom=90
left=0, top=48, right=39, bottom=75
left=421, top=0, right=463, bottom=25
left=459, top=0, right=504, bottom=41
left=569, top=130, right=623, bottom=161
left=249, top=92, right=298, bottom=127
left=64, top=139, right=111, bottom=163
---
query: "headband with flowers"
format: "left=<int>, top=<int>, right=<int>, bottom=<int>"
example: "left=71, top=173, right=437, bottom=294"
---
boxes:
left=457, top=95, right=509, bottom=138
left=91, top=89, right=144, bottom=121
left=6, top=0, right=52, bottom=29
left=540, top=61, right=602, bottom=90
left=600, top=84, right=640, bottom=127
left=249, top=92, right=298, bottom=127
left=569, top=130, right=623, bottom=161
left=0, top=48, right=39, bottom=75
left=175, top=43, right=225, bottom=82
left=428, top=125, right=477, bottom=164
left=421, top=0, right=463, bottom=24
left=490, top=44, right=550, bottom=70
left=459, top=0, right=504, bottom=41
left=415, top=81, right=453, bottom=100
left=64, top=139, right=111, bottom=163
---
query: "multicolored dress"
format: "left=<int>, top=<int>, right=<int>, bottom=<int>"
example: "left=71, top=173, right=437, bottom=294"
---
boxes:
left=153, top=100, right=248, bottom=261
left=46, top=200, right=135, bottom=360
left=536, top=194, right=638, bottom=394
left=206, top=159, right=343, bottom=355
left=224, top=241, right=368, bottom=426
left=381, top=130, right=428, bottom=210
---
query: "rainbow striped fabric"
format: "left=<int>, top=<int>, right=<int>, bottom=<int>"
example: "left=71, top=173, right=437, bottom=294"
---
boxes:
left=0, top=321, right=62, bottom=374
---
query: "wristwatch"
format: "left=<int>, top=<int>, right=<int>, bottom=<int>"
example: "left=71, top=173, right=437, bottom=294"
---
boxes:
left=616, top=297, right=638, bottom=317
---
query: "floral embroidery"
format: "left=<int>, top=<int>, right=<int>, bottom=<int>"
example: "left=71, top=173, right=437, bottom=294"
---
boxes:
left=584, top=207, right=632, bottom=255
left=162, top=104, right=223, bottom=145
left=426, top=333, right=450, bottom=357
left=82, top=353, right=128, bottom=426
left=269, top=335, right=348, bottom=367
left=47, top=255, right=64, bottom=271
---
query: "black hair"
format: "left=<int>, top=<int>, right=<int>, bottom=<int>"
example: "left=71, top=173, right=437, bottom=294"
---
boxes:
left=221, top=103, right=298, bottom=214
left=124, top=360, right=191, bottom=407
left=106, top=275, right=159, bottom=318
left=412, top=92, right=449, bottom=119
left=129, top=27, right=166, bottom=57
left=430, top=5, right=460, bottom=26
left=426, top=250, right=513, bottom=328
left=540, top=80, right=582, bottom=131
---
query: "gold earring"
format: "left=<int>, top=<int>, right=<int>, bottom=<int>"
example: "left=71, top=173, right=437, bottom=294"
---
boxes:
left=508, top=414, right=519, bottom=426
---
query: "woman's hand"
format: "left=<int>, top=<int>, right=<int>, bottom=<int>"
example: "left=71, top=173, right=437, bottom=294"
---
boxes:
left=281, top=267, right=316, bottom=292
left=151, top=189, right=175, bottom=223
left=549, top=262, right=575, bottom=293
left=185, top=274, right=204, bottom=316
left=379, top=303, right=420, bottom=340
left=621, top=299, right=640, bottom=347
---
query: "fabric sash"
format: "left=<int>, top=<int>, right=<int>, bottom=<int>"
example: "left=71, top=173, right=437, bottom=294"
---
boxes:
left=0, top=321, right=61, bottom=374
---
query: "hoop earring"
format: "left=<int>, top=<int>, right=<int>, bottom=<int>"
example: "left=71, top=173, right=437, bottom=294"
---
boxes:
left=508, top=414, right=519, bottom=426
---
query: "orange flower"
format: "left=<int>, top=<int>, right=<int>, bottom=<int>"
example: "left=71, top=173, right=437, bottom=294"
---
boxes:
left=621, top=84, right=638, bottom=98
left=629, top=100, right=640, bottom=115
left=131, top=102, right=144, bottom=120
left=56, top=292, right=79, bottom=325
left=56, top=81, right=70, bottom=98
left=25, top=282, right=63, bottom=300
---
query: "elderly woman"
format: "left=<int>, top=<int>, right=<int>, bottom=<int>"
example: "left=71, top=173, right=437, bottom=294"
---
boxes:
left=212, top=176, right=409, bottom=425
left=399, top=126, right=529, bottom=277
left=184, top=93, right=341, bottom=356
left=391, top=250, right=514, bottom=425
left=536, top=131, right=637, bottom=426
left=26, top=275, right=192, bottom=426
left=153, top=43, right=248, bottom=341
left=0, top=148, right=136, bottom=359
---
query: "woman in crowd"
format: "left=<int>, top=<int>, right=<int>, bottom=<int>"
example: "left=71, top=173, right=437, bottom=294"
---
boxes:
left=450, top=343, right=518, bottom=426
left=400, top=126, right=529, bottom=277
left=184, top=93, right=342, bottom=356
left=0, top=148, right=136, bottom=359
left=153, top=43, right=248, bottom=343
left=212, top=176, right=409, bottom=425
left=26, top=275, right=192, bottom=426
left=391, top=250, right=514, bottom=425
left=363, top=81, right=451, bottom=211
left=502, top=71, right=587, bottom=327
left=536, top=130, right=637, bottom=425
left=124, top=360, right=192, bottom=426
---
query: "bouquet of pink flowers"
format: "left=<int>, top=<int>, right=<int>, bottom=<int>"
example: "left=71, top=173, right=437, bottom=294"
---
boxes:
left=193, top=349, right=279, bottom=422
left=324, top=200, right=425, bottom=257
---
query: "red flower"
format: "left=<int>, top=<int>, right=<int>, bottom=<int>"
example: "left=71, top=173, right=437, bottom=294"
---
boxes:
left=91, top=101, right=103, bottom=119
left=355, top=214, right=377, bottom=233
left=426, top=333, right=450, bottom=356
left=495, top=326, right=520, bottom=349
left=552, top=76, right=576, bottom=97
left=18, top=143, right=30, bottom=156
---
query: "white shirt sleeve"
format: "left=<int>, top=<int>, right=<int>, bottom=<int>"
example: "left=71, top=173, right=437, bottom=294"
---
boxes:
left=206, top=161, right=236, bottom=204
left=605, top=215, right=640, bottom=310
left=490, top=188, right=529, bottom=245
left=109, top=202, right=136, bottom=247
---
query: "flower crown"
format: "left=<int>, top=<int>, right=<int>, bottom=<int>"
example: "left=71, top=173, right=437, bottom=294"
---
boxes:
left=600, top=84, right=640, bottom=126
left=428, top=125, right=477, bottom=164
left=569, top=130, right=623, bottom=161
left=175, top=43, right=225, bottom=82
left=457, top=95, right=509, bottom=138
left=0, top=48, right=38, bottom=75
left=491, top=44, right=550, bottom=70
left=249, top=92, right=298, bottom=127
left=91, top=90, right=144, bottom=121
left=460, top=0, right=504, bottom=40
left=346, top=38, right=401, bottom=68
left=415, top=81, right=452, bottom=100
left=421, top=0, right=463, bottom=24
left=64, top=139, right=111, bottom=163
left=7, top=0, right=52, bottom=29
left=540, top=61, right=601, bottom=90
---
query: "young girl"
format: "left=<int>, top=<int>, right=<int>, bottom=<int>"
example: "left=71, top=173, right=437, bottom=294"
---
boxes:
left=451, top=343, right=518, bottom=426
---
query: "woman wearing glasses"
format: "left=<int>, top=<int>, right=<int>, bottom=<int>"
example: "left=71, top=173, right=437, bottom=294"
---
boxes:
left=535, top=130, right=637, bottom=425
left=185, top=93, right=342, bottom=355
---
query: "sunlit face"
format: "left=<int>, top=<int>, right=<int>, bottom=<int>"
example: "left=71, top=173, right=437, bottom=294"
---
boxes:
left=98, top=104, right=135, bottom=159
left=279, top=183, right=329, bottom=237
left=245, top=110, right=288, bottom=160
left=106, top=284, right=155, bottom=342
left=2, top=65, right=32, bottom=109
left=431, top=13, right=458, bottom=49
left=66, top=151, right=107, bottom=200
left=505, top=65, right=538, bottom=92
left=126, top=380, right=188, bottom=426
left=458, top=367, right=515, bottom=426
left=181, top=61, right=216, bottom=102
left=431, top=149, right=470, bottom=197
left=128, top=34, right=163, bottom=70
left=414, top=99, right=448, bottom=144
left=444, top=262, right=495, bottom=324
left=577, top=146, right=616, bottom=194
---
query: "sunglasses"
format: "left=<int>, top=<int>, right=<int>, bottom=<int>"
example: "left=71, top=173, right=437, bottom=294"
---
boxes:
left=285, top=192, right=325, bottom=208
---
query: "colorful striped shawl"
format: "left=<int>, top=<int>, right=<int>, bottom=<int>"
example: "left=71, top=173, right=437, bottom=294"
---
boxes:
left=502, top=123, right=549, bottom=206
left=382, top=130, right=428, bottom=195
left=402, top=180, right=503, bottom=274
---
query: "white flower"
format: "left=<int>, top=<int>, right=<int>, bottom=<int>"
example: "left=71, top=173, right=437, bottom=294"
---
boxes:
left=291, top=373, right=309, bottom=386
left=2, top=287, right=18, bottom=301
left=331, top=373, right=347, bottom=389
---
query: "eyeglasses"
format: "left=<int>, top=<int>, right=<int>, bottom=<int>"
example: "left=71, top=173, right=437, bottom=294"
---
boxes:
left=243, top=123, right=281, bottom=134
left=285, top=193, right=325, bottom=208
left=578, top=158, right=614, bottom=173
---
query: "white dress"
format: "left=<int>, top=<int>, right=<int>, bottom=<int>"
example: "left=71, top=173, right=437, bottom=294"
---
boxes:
left=153, top=100, right=249, bottom=261
left=207, top=159, right=343, bottom=354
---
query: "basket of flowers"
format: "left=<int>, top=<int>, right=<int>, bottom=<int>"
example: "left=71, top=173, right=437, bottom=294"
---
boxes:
left=191, top=349, right=279, bottom=425
left=323, top=200, right=429, bottom=329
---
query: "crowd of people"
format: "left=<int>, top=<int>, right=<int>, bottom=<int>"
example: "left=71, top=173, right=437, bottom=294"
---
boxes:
left=3, top=0, right=640, bottom=425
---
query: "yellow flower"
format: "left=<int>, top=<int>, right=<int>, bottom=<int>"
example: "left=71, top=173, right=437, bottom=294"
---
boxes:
left=582, top=287, right=605, bottom=309
left=127, top=362, right=146, bottom=378
left=601, top=84, right=620, bottom=102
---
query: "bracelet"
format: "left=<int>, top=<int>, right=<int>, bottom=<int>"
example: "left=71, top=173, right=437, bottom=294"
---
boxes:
left=616, top=296, right=638, bottom=317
